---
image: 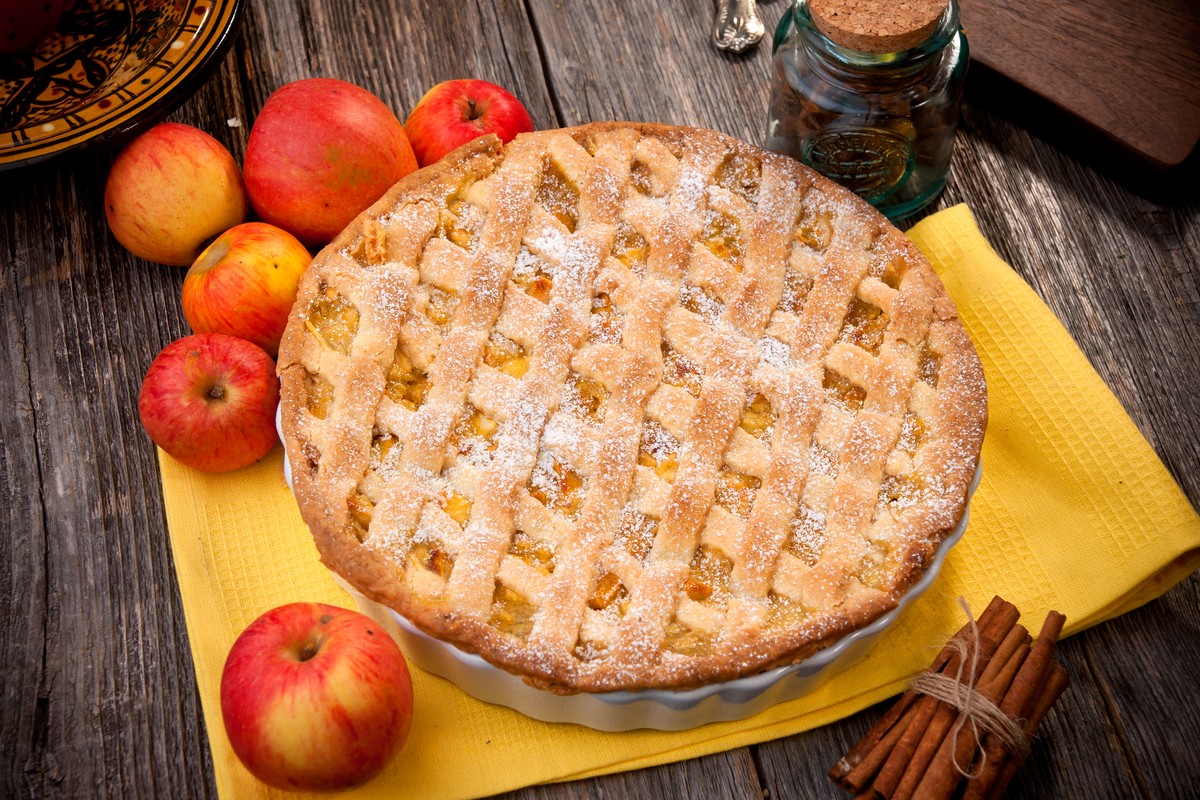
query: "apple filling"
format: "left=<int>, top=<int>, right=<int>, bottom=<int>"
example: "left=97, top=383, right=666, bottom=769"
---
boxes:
left=453, top=405, right=499, bottom=458
left=638, top=419, right=680, bottom=482
left=613, top=221, right=649, bottom=270
left=880, top=471, right=926, bottom=510
left=409, top=540, right=454, bottom=580
left=796, top=209, right=833, bottom=251
left=823, top=368, right=866, bottom=412
left=305, top=285, right=359, bottom=355
left=714, top=151, right=761, bottom=203
left=512, top=249, right=554, bottom=303
left=839, top=299, right=889, bottom=355
left=898, top=411, right=929, bottom=455
left=348, top=490, right=374, bottom=539
left=537, top=157, right=580, bottom=232
left=781, top=267, right=813, bottom=315
left=631, top=159, right=654, bottom=195
left=563, top=372, right=607, bottom=421
left=917, top=344, right=941, bottom=386
left=424, top=285, right=459, bottom=329
left=438, top=195, right=478, bottom=250
left=588, top=292, right=622, bottom=344
left=303, top=369, right=333, bottom=419
left=490, top=582, right=537, bottom=638
left=587, top=571, right=628, bottom=612
left=301, top=441, right=321, bottom=476
left=614, top=508, right=659, bottom=562
left=663, top=620, right=715, bottom=657
left=856, top=542, right=899, bottom=590
left=714, top=468, right=760, bottom=519
left=680, top=282, right=724, bottom=324
left=661, top=339, right=702, bottom=397
left=530, top=454, right=585, bottom=517
left=739, top=393, right=775, bottom=439
left=443, top=491, right=472, bottom=527
left=785, top=504, right=827, bottom=566
left=371, top=431, right=399, bottom=465
left=384, top=349, right=428, bottom=411
left=683, top=545, right=733, bottom=603
left=508, top=530, right=556, bottom=575
left=870, top=248, right=908, bottom=290
left=573, top=637, right=609, bottom=663
left=484, top=334, right=530, bottom=378
left=766, top=591, right=813, bottom=631
left=701, top=210, right=745, bottom=270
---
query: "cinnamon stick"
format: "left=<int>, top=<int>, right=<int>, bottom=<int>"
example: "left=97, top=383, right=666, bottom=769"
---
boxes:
left=830, top=601, right=1070, bottom=800
left=908, top=641, right=1030, bottom=800
left=966, top=660, right=1070, bottom=800
left=883, top=601, right=1020, bottom=800
left=829, top=596, right=1008, bottom=791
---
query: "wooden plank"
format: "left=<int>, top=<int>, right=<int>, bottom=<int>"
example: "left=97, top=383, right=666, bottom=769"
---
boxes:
left=501, top=748, right=763, bottom=800
left=1076, top=578, right=1200, bottom=798
left=229, top=0, right=558, bottom=143
left=0, top=168, right=51, bottom=800
left=522, top=0, right=779, bottom=143
left=959, top=0, right=1200, bottom=170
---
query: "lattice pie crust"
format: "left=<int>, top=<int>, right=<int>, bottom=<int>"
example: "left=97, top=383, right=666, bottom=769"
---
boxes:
left=278, top=123, right=987, bottom=693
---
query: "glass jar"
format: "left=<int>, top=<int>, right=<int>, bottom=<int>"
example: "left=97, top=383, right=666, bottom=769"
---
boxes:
left=765, top=0, right=968, bottom=221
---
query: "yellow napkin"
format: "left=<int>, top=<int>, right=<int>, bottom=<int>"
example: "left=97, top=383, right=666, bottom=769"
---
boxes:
left=159, top=204, right=1200, bottom=800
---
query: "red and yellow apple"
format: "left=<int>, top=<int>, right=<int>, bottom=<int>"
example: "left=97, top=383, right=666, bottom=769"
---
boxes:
left=105, top=123, right=247, bottom=266
left=404, top=79, right=534, bottom=167
left=138, top=334, right=278, bottom=472
left=181, top=222, right=311, bottom=357
left=0, top=0, right=64, bottom=54
left=243, top=78, right=418, bottom=247
left=220, top=603, right=414, bottom=792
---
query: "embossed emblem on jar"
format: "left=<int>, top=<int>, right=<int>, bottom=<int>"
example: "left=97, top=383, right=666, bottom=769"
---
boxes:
left=803, top=128, right=916, bottom=204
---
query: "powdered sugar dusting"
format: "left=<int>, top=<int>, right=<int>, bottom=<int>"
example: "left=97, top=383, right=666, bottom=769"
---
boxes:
left=757, top=336, right=790, bottom=372
left=288, top=125, right=985, bottom=693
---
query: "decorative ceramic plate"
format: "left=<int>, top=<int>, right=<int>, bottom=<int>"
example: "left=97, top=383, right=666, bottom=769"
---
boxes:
left=0, top=0, right=244, bottom=171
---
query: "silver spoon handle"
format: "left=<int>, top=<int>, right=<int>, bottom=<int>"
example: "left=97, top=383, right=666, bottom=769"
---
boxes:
left=712, top=0, right=764, bottom=53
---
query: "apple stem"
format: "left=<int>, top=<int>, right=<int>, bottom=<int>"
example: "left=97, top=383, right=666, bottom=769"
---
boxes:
left=466, top=98, right=482, bottom=121
left=299, top=640, right=319, bottom=662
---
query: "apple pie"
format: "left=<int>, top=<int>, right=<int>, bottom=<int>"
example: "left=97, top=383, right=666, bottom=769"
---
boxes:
left=277, top=123, right=986, bottom=693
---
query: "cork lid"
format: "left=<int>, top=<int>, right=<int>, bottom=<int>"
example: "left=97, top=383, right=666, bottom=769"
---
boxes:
left=809, top=0, right=947, bottom=53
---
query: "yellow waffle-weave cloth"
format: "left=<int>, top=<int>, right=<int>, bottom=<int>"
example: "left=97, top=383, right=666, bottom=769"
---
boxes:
left=158, top=204, right=1200, bottom=800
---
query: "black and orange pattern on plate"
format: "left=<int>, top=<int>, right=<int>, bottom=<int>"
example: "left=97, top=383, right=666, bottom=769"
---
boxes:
left=0, top=0, right=243, bottom=171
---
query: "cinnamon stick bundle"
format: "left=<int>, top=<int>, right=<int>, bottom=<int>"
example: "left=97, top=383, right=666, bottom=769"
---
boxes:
left=829, top=597, right=1069, bottom=800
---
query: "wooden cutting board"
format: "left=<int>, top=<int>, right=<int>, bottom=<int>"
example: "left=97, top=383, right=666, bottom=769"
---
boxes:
left=960, top=0, right=1199, bottom=176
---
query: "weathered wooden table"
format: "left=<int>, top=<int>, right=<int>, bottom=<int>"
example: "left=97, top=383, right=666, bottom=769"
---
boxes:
left=3, top=1, right=1198, bottom=797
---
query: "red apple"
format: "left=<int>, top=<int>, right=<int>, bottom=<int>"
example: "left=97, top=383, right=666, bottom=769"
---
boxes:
left=243, top=78, right=418, bottom=247
left=182, top=222, right=312, bottom=357
left=220, top=603, right=413, bottom=792
left=0, top=0, right=64, bottom=54
left=105, top=123, right=247, bottom=266
left=404, top=79, right=534, bottom=167
left=138, top=334, right=279, bottom=472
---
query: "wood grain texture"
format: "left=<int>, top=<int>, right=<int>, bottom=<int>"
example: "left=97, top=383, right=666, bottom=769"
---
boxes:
left=0, top=0, right=1197, bottom=798
left=959, top=0, right=1200, bottom=168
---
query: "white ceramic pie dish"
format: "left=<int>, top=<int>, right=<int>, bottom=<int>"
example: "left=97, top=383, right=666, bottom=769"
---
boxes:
left=277, top=408, right=980, bottom=731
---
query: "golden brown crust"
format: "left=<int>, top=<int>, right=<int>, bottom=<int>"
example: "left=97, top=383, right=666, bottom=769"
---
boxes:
left=278, top=123, right=987, bottom=693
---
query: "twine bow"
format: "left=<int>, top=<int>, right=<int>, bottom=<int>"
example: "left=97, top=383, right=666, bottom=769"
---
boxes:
left=909, top=600, right=1030, bottom=778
